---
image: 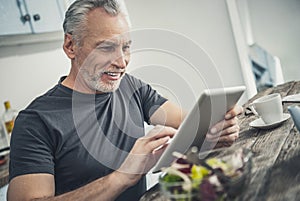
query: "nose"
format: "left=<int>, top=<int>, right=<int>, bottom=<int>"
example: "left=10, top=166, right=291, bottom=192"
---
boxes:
left=112, top=50, right=128, bottom=69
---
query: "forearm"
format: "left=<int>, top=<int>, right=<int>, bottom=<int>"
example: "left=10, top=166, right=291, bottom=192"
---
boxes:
left=150, top=101, right=187, bottom=129
left=34, top=171, right=131, bottom=201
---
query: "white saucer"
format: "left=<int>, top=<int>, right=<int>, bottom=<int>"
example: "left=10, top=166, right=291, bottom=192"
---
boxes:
left=249, top=113, right=291, bottom=129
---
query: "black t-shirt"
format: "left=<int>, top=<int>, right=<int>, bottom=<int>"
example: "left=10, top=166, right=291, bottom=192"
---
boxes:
left=9, top=74, right=167, bottom=201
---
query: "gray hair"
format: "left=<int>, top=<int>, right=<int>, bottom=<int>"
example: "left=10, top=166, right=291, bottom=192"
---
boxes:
left=63, top=0, right=127, bottom=45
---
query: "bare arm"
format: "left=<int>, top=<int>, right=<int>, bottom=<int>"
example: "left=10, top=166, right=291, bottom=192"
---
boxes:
left=150, top=101, right=187, bottom=129
left=8, top=126, right=177, bottom=201
left=8, top=171, right=130, bottom=201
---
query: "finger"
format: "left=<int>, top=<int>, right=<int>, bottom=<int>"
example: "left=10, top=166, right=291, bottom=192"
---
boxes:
left=214, top=141, right=234, bottom=148
left=145, top=125, right=177, bottom=139
left=207, top=131, right=239, bottom=142
left=153, top=143, right=168, bottom=155
left=218, top=131, right=239, bottom=142
left=225, top=105, right=243, bottom=119
left=209, top=117, right=239, bottom=134
left=143, top=136, right=171, bottom=153
left=132, top=135, right=169, bottom=156
left=207, top=128, right=239, bottom=142
left=206, top=124, right=240, bottom=140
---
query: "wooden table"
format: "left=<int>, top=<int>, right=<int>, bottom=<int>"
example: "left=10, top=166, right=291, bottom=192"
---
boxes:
left=140, top=80, right=300, bottom=201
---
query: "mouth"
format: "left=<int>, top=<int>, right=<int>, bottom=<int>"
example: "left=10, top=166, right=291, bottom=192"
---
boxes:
left=102, top=71, right=124, bottom=81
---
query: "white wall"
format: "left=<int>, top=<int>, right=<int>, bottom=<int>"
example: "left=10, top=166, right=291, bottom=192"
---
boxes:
left=247, top=0, right=300, bottom=82
left=126, top=0, right=246, bottom=110
left=0, top=40, right=69, bottom=115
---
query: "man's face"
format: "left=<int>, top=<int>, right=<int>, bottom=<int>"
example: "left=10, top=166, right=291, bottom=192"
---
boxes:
left=73, top=8, right=131, bottom=93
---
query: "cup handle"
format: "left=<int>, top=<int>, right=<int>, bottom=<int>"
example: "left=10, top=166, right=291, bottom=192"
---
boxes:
left=248, top=103, right=259, bottom=116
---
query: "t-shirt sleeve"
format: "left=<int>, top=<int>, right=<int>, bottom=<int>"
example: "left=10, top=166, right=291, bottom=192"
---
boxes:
left=9, top=110, right=55, bottom=181
left=140, top=83, right=167, bottom=124
left=125, top=74, right=167, bottom=124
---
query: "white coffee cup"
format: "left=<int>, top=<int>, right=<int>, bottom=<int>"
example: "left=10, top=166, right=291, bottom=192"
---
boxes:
left=249, top=93, right=283, bottom=124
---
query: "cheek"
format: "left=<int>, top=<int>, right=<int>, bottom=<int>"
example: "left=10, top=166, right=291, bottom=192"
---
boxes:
left=125, top=53, right=131, bottom=63
left=74, top=49, right=89, bottom=68
left=81, top=52, right=112, bottom=71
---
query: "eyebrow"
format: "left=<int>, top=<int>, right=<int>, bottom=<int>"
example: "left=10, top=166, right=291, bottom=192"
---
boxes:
left=96, top=40, right=132, bottom=47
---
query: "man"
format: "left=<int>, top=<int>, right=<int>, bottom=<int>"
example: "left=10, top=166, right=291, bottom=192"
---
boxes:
left=7, top=0, right=242, bottom=200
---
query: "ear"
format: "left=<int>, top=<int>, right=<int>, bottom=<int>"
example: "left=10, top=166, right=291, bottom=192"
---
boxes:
left=63, top=33, right=76, bottom=59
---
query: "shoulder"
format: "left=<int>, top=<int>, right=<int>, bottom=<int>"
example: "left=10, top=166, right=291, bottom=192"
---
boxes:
left=25, top=84, right=71, bottom=112
left=117, top=73, right=144, bottom=95
left=14, top=84, right=73, bottom=131
left=121, top=73, right=146, bottom=86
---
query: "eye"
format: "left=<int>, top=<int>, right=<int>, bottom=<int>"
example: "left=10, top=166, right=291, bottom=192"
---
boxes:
left=99, top=46, right=115, bottom=52
left=123, top=45, right=130, bottom=52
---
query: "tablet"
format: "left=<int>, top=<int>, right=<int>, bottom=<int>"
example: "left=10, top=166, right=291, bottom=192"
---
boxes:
left=152, top=85, right=246, bottom=173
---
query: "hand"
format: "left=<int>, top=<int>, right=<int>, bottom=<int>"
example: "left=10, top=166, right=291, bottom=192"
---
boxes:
left=117, top=125, right=177, bottom=186
left=205, top=105, right=243, bottom=148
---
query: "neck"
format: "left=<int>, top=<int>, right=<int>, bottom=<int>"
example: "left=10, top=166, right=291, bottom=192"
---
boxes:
left=62, top=71, right=103, bottom=94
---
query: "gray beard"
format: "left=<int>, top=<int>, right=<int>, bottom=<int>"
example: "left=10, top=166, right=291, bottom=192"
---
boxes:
left=81, top=70, right=123, bottom=93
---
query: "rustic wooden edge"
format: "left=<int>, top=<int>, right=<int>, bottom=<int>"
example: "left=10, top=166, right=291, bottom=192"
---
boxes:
left=239, top=81, right=300, bottom=201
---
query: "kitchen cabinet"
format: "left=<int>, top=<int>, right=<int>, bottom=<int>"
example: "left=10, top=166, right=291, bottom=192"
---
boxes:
left=0, top=0, right=32, bottom=35
left=0, top=0, right=64, bottom=36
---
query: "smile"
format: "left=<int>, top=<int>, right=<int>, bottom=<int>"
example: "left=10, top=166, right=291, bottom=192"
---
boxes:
left=104, top=72, right=121, bottom=77
left=102, top=71, right=124, bottom=80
